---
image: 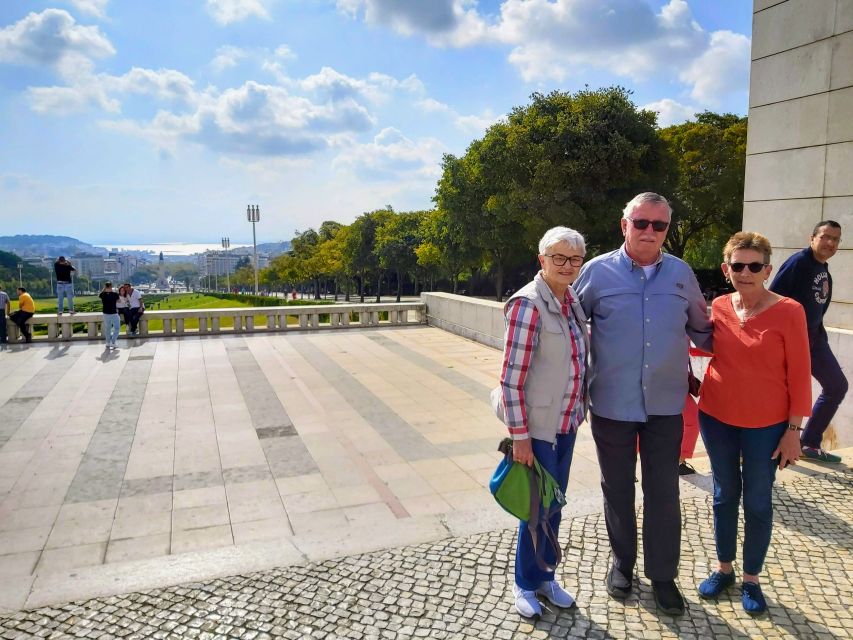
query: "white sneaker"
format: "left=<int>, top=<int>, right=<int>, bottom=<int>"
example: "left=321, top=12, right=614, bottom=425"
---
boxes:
left=536, top=580, right=576, bottom=608
left=512, top=583, right=542, bottom=618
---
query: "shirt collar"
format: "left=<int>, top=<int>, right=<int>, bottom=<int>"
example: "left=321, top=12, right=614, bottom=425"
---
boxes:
left=619, top=244, right=663, bottom=271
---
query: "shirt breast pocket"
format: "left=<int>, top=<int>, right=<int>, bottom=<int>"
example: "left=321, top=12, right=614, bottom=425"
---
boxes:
left=593, top=287, right=638, bottom=320
left=651, top=289, right=689, bottom=330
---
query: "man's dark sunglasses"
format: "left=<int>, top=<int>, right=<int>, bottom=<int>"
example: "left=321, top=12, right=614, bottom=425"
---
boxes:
left=543, top=254, right=584, bottom=267
left=728, top=262, right=769, bottom=273
left=629, top=218, right=669, bottom=232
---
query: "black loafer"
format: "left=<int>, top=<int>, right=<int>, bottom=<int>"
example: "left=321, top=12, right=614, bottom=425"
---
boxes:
left=652, top=580, right=685, bottom=615
left=606, top=565, right=632, bottom=599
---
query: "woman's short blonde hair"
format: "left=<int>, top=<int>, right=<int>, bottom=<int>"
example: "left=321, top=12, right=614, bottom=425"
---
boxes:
left=722, top=231, right=772, bottom=263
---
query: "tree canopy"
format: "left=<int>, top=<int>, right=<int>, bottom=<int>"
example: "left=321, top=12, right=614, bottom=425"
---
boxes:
left=213, top=89, right=746, bottom=301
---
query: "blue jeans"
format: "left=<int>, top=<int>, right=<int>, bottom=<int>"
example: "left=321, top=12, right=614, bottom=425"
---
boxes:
left=698, top=411, right=786, bottom=576
left=515, top=431, right=577, bottom=590
left=802, top=336, right=849, bottom=448
left=56, top=282, right=74, bottom=313
left=103, top=313, right=120, bottom=345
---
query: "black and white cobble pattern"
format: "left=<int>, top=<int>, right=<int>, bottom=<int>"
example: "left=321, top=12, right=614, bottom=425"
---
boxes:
left=2, top=470, right=852, bottom=639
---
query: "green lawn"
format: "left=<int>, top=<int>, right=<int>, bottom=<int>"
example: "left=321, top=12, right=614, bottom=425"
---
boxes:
left=144, top=293, right=253, bottom=330
left=33, top=296, right=100, bottom=312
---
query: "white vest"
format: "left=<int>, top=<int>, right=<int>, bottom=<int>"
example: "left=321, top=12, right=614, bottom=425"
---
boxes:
left=492, top=273, right=590, bottom=443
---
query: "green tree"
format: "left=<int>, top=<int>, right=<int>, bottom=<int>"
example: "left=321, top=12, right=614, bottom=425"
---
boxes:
left=659, top=112, right=747, bottom=263
left=375, top=210, right=424, bottom=301
left=435, top=87, right=664, bottom=299
left=170, top=263, right=199, bottom=290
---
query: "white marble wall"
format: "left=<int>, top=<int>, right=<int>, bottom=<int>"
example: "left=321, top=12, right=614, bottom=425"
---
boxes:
left=420, top=292, right=505, bottom=350
left=746, top=0, right=852, bottom=445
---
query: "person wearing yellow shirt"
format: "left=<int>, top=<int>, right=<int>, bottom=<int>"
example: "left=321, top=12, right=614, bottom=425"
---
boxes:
left=11, top=287, right=35, bottom=343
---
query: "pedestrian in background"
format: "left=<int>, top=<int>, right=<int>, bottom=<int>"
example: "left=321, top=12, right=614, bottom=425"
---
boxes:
left=99, top=282, right=121, bottom=350
left=769, top=221, right=847, bottom=463
left=117, top=284, right=130, bottom=326
left=10, top=287, right=35, bottom=344
left=0, top=285, right=10, bottom=345
left=54, top=256, right=76, bottom=315
left=124, top=282, right=144, bottom=336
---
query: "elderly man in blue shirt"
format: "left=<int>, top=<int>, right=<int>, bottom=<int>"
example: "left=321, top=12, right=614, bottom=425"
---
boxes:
left=574, top=192, right=712, bottom=615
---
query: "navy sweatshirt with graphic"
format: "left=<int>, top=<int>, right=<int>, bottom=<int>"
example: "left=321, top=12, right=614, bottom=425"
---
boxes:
left=769, top=247, right=831, bottom=340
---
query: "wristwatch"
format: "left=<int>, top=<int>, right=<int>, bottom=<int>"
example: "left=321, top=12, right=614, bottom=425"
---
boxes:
left=787, top=424, right=803, bottom=431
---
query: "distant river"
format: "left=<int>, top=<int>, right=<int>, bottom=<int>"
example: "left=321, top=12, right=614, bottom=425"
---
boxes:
left=98, top=242, right=251, bottom=256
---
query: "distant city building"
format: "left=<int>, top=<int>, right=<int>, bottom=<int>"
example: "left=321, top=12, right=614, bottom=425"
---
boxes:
left=198, top=250, right=269, bottom=277
left=72, top=253, right=140, bottom=282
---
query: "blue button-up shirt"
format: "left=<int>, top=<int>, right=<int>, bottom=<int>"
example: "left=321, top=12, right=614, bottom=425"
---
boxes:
left=574, top=245, right=712, bottom=422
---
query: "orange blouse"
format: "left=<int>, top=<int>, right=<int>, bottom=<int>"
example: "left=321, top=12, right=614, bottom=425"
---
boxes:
left=698, top=295, right=812, bottom=428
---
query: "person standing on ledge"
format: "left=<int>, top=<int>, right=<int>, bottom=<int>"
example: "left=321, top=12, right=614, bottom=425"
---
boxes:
left=573, top=192, right=712, bottom=616
left=770, top=221, right=847, bottom=463
left=54, top=256, right=76, bottom=315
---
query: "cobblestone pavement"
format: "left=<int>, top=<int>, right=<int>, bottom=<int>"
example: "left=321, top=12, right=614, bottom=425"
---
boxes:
left=2, top=467, right=850, bottom=639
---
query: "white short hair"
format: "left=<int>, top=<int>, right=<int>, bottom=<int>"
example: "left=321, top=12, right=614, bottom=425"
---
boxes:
left=622, top=192, right=672, bottom=219
left=538, top=226, right=586, bottom=255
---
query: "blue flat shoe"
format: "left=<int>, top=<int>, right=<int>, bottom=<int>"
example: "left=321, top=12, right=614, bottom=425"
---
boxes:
left=698, top=570, right=735, bottom=599
left=742, top=581, right=767, bottom=614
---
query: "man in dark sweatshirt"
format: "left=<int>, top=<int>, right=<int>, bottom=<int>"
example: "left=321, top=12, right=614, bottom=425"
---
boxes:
left=770, top=220, right=846, bottom=463
left=54, top=256, right=76, bottom=315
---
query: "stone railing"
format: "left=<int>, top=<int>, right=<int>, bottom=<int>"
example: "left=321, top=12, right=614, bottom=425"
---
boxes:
left=4, top=303, right=425, bottom=343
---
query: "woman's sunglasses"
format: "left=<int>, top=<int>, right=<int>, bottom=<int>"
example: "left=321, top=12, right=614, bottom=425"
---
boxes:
left=629, top=218, right=669, bottom=232
left=728, top=262, right=768, bottom=273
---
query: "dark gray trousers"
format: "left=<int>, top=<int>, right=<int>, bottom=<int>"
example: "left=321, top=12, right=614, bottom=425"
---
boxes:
left=591, top=413, right=683, bottom=581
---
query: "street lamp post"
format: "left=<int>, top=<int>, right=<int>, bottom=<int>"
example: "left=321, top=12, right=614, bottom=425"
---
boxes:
left=221, top=237, right=231, bottom=294
left=246, top=205, right=260, bottom=295
left=17, top=262, right=23, bottom=288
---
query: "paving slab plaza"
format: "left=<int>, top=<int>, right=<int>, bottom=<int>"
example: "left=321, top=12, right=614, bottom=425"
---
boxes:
left=1, top=326, right=852, bottom=639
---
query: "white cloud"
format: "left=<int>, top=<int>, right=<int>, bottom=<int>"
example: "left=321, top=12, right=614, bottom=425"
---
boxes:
left=206, top=0, right=270, bottom=25
left=67, top=0, right=110, bottom=18
left=29, top=82, right=118, bottom=115
left=680, top=30, right=751, bottom=106
left=641, top=98, right=698, bottom=127
left=299, top=67, right=424, bottom=103
left=104, top=80, right=377, bottom=157
left=333, top=127, right=445, bottom=181
left=338, top=0, right=750, bottom=110
left=28, top=66, right=197, bottom=114
left=0, top=9, right=115, bottom=68
left=416, top=97, right=500, bottom=133
left=337, top=0, right=491, bottom=47
left=211, top=45, right=248, bottom=72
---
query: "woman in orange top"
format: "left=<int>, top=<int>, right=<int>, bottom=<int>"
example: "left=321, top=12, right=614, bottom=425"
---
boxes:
left=696, top=232, right=811, bottom=615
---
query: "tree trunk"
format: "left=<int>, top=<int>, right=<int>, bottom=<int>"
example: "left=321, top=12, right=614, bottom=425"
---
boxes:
left=375, top=273, right=381, bottom=303
left=359, top=273, right=365, bottom=303
left=452, top=272, right=459, bottom=294
left=345, top=277, right=351, bottom=302
left=396, top=269, right=402, bottom=302
left=494, top=265, right=504, bottom=302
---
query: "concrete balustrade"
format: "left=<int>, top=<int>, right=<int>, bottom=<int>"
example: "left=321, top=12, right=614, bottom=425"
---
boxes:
left=3, top=302, right=425, bottom=343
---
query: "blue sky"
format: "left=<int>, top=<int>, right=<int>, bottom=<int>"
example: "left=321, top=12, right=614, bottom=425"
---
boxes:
left=0, top=0, right=752, bottom=245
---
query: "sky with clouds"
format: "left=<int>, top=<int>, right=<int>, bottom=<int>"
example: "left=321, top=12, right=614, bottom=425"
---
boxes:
left=0, top=0, right=752, bottom=245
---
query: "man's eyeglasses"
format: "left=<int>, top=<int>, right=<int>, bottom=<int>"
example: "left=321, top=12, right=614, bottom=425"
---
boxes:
left=629, top=218, right=669, bottom=232
left=728, top=262, right=769, bottom=273
left=543, top=254, right=584, bottom=267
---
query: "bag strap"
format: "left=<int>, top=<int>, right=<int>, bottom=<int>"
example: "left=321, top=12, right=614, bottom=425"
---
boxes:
left=528, top=460, right=562, bottom=573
